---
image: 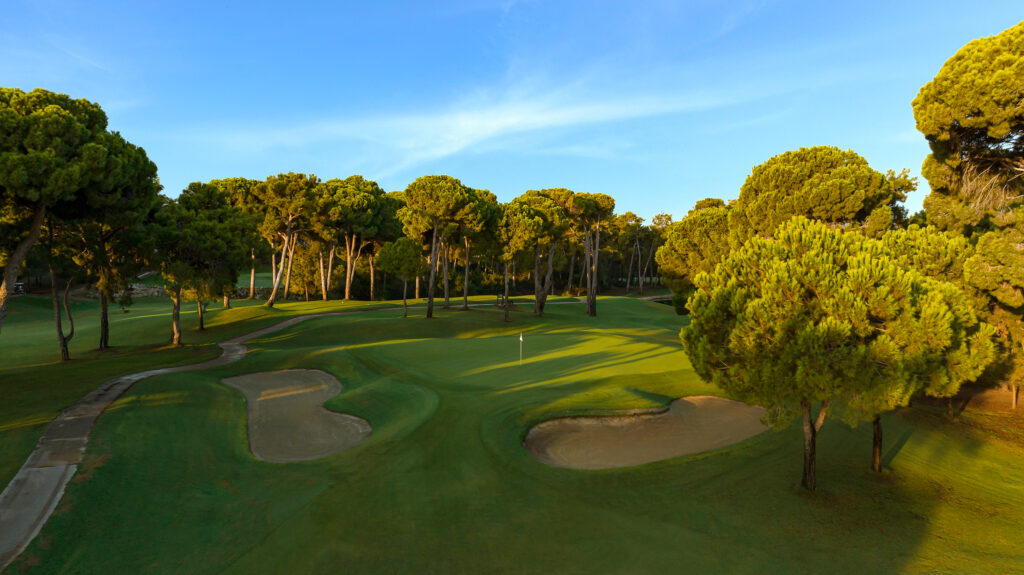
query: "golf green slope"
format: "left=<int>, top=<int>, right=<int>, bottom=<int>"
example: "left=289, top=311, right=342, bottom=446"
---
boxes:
left=5, top=298, right=1024, bottom=573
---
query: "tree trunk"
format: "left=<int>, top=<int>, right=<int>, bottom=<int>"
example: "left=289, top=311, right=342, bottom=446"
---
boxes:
left=48, top=258, right=71, bottom=361
left=872, top=415, right=882, bottom=472
left=583, top=231, right=591, bottom=305
left=589, top=219, right=601, bottom=316
left=61, top=279, right=75, bottom=360
left=249, top=248, right=256, bottom=299
left=426, top=228, right=439, bottom=318
left=566, top=251, right=576, bottom=296
left=267, top=232, right=290, bottom=307
left=503, top=260, right=511, bottom=323
left=541, top=241, right=557, bottom=314
left=415, top=275, right=420, bottom=300
left=223, top=293, right=230, bottom=309
left=197, top=300, right=205, bottom=331
left=462, top=236, right=471, bottom=310
left=171, top=289, right=182, bottom=345
left=534, top=244, right=543, bottom=316
left=345, top=235, right=354, bottom=300
left=319, top=249, right=328, bottom=301
left=577, top=252, right=586, bottom=296
left=1012, top=383, right=1018, bottom=410
left=99, top=292, right=110, bottom=350
left=639, top=241, right=656, bottom=297
left=326, top=241, right=336, bottom=293
left=402, top=279, right=408, bottom=318
left=369, top=253, right=376, bottom=301
left=0, top=202, right=46, bottom=336
left=635, top=237, right=642, bottom=294
left=625, top=242, right=635, bottom=294
left=283, top=239, right=296, bottom=299
left=442, top=242, right=451, bottom=308
left=304, top=284, right=309, bottom=302
left=584, top=229, right=596, bottom=316
left=344, top=233, right=358, bottom=300
left=801, top=400, right=817, bottom=491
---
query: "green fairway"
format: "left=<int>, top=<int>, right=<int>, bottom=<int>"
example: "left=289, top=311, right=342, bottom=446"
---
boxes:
left=4, top=298, right=1024, bottom=573
left=0, top=294, right=398, bottom=487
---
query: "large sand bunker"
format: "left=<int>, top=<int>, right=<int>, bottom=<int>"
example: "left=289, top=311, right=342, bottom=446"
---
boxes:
left=525, top=396, right=767, bottom=469
left=221, top=369, right=371, bottom=462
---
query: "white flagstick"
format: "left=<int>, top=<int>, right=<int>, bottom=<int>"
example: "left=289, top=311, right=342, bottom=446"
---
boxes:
left=519, top=332, right=523, bottom=366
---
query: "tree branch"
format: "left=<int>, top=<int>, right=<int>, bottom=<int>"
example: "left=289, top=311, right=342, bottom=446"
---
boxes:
left=814, top=399, right=829, bottom=432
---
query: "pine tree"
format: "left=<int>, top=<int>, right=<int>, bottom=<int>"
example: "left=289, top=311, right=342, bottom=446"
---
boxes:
left=729, top=146, right=913, bottom=247
left=683, top=217, right=995, bottom=490
left=655, top=198, right=731, bottom=308
left=913, top=21, right=1024, bottom=233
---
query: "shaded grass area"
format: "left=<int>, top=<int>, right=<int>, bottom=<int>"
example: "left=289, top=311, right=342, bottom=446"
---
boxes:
left=8, top=299, right=1024, bottom=573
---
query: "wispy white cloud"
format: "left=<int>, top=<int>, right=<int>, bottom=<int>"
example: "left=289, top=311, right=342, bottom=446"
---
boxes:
left=196, top=77, right=746, bottom=179
left=713, top=0, right=774, bottom=40
left=703, top=107, right=793, bottom=134
left=42, top=33, right=112, bottom=72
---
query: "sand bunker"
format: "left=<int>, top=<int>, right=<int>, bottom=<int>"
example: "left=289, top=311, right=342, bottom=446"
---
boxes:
left=221, top=369, right=371, bottom=463
left=525, top=396, right=767, bottom=469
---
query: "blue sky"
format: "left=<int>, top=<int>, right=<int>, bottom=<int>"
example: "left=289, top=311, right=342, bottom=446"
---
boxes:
left=2, top=1, right=1021, bottom=221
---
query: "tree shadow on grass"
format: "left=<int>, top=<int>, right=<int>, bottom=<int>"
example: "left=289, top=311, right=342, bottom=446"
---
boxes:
left=881, top=425, right=914, bottom=469
left=505, top=405, right=1013, bottom=574
left=624, top=387, right=677, bottom=406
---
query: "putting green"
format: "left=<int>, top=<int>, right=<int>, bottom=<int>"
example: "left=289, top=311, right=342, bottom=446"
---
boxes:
left=222, top=369, right=372, bottom=462
left=525, top=396, right=767, bottom=469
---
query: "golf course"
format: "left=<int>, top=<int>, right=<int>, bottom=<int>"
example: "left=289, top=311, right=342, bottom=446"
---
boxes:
left=3, top=15, right=1024, bottom=572
left=2, top=294, right=1022, bottom=573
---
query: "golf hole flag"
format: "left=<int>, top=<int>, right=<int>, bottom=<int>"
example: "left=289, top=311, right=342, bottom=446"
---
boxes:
left=519, top=332, right=523, bottom=366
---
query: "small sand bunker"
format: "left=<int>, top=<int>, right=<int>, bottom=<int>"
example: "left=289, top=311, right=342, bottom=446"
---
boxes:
left=221, top=369, right=371, bottom=463
left=525, top=396, right=767, bottom=469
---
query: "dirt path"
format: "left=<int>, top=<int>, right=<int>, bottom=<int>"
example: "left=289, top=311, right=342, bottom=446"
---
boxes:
left=222, top=369, right=371, bottom=462
left=525, top=396, right=767, bottom=470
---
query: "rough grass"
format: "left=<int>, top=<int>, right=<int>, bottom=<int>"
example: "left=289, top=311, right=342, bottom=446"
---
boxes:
left=4, top=298, right=1024, bottom=573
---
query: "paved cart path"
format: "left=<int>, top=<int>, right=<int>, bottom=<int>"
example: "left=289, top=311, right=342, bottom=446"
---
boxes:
left=0, top=299, right=582, bottom=572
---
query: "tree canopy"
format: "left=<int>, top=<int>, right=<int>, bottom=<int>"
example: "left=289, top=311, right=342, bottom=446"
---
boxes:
left=399, top=175, right=471, bottom=318
left=52, top=131, right=161, bottom=349
left=913, top=21, right=1024, bottom=232
left=963, top=208, right=1024, bottom=408
left=729, top=146, right=914, bottom=246
left=683, top=217, right=995, bottom=489
left=152, top=183, right=253, bottom=343
left=0, top=87, right=110, bottom=334
left=656, top=198, right=731, bottom=295
left=315, top=175, right=386, bottom=300
left=376, top=236, right=425, bottom=317
left=253, top=172, right=319, bottom=306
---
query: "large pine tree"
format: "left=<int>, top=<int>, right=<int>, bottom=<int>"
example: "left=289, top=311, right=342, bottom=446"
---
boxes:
left=683, top=217, right=995, bottom=490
